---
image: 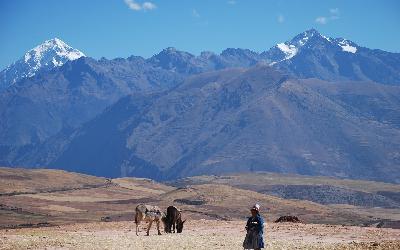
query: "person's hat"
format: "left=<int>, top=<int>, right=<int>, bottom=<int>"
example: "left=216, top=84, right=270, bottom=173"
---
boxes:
left=251, top=204, right=260, bottom=211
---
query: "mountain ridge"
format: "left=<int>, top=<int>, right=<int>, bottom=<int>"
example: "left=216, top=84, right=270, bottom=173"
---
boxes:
left=2, top=29, right=400, bottom=90
left=1, top=29, right=399, bottom=183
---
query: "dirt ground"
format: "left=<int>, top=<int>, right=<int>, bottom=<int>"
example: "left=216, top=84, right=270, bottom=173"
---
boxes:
left=1, top=220, right=400, bottom=250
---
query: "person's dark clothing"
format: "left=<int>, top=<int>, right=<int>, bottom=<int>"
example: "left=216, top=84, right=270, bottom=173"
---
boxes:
left=243, top=213, right=265, bottom=249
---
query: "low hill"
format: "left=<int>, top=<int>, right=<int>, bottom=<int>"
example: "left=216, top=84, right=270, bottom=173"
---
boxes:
left=0, top=167, right=109, bottom=195
left=154, top=184, right=368, bottom=225
left=169, top=172, right=400, bottom=209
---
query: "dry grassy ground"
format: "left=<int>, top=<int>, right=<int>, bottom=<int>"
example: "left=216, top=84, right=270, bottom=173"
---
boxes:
left=1, top=220, right=400, bottom=250
left=1, top=167, right=400, bottom=249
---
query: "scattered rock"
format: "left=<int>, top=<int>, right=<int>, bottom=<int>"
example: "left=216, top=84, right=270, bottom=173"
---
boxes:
left=274, top=216, right=302, bottom=223
left=1, top=222, right=52, bottom=229
left=101, top=216, right=112, bottom=222
left=376, top=220, right=400, bottom=229
left=173, top=199, right=206, bottom=205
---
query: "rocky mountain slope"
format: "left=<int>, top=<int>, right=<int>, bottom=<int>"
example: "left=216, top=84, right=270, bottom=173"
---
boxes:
left=12, top=65, right=400, bottom=182
left=0, top=56, right=183, bottom=149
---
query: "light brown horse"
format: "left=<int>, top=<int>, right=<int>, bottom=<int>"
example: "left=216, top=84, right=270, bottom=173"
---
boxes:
left=135, top=204, right=165, bottom=236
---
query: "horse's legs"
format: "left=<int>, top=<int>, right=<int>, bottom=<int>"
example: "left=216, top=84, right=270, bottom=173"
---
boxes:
left=173, top=221, right=176, bottom=233
left=146, top=220, right=153, bottom=236
left=167, top=219, right=171, bottom=233
left=135, top=215, right=140, bottom=236
left=157, top=220, right=161, bottom=235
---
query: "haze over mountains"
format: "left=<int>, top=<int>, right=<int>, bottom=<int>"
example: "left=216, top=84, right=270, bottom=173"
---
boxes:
left=1, top=29, right=399, bottom=183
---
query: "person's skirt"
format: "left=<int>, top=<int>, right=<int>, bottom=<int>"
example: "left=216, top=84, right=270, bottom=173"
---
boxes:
left=243, top=230, right=264, bottom=249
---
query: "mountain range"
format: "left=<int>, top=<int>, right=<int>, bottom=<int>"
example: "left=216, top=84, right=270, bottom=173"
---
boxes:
left=1, top=29, right=399, bottom=183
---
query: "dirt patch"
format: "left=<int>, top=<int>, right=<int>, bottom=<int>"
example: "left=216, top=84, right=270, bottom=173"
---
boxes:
left=1, top=220, right=399, bottom=249
left=44, top=205, right=84, bottom=212
left=101, top=197, right=159, bottom=205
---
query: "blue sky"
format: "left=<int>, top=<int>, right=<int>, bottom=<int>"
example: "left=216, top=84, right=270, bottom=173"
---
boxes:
left=1, top=0, right=399, bottom=69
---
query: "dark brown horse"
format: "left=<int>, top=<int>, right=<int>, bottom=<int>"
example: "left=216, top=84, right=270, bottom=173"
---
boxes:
left=165, top=206, right=186, bottom=233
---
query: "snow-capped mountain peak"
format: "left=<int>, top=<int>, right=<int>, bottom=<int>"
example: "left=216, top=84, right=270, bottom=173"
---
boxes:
left=285, top=29, right=359, bottom=54
left=290, top=28, right=329, bottom=46
left=20, top=38, right=85, bottom=76
left=0, top=38, right=85, bottom=89
left=266, top=29, right=328, bottom=65
left=264, top=29, right=360, bottom=65
left=25, top=38, right=84, bottom=65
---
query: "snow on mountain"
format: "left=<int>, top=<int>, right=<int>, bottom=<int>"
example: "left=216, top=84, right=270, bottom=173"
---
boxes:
left=0, top=38, right=85, bottom=89
left=276, top=43, right=298, bottom=60
left=336, top=39, right=358, bottom=53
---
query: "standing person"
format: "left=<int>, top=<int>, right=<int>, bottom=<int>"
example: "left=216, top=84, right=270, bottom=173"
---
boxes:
left=243, top=204, right=265, bottom=250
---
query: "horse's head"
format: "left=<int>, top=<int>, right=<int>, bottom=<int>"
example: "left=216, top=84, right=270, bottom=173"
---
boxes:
left=176, top=219, right=186, bottom=233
